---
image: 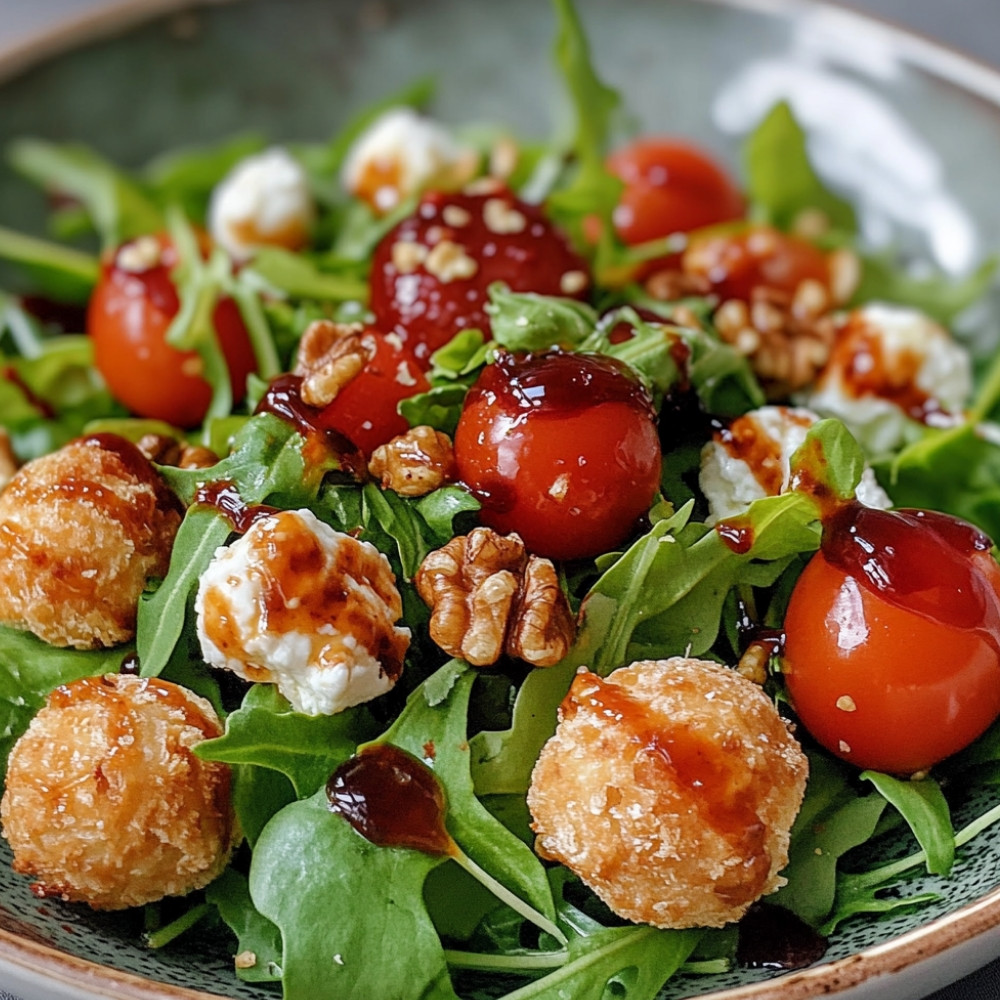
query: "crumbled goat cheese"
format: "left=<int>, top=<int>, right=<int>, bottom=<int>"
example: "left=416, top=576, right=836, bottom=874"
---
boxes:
left=195, top=509, right=409, bottom=715
left=208, top=146, right=315, bottom=259
left=700, top=405, right=891, bottom=524
left=340, top=107, right=471, bottom=213
left=797, top=303, right=972, bottom=455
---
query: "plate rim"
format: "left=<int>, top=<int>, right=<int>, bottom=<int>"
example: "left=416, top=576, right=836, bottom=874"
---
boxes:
left=2, top=0, right=1000, bottom=999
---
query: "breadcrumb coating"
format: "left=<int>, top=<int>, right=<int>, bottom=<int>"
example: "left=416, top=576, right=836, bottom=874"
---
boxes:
left=0, top=434, right=182, bottom=649
left=1, top=674, right=235, bottom=910
left=527, top=657, right=808, bottom=929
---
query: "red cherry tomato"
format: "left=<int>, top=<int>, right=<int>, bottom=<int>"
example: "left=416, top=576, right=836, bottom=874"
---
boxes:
left=369, top=185, right=591, bottom=363
left=453, top=350, right=662, bottom=561
left=315, top=330, right=431, bottom=457
left=682, top=224, right=834, bottom=303
left=606, top=138, right=745, bottom=246
left=88, top=234, right=256, bottom=428
left=783, top=505, right=1000, bottom=773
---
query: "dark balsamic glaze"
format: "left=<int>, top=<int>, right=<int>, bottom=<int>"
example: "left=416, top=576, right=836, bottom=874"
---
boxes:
left=467, top=348, right=658, bottom=421
left=194, top=480, right=278, bottom=534
left=736, top=902, right=828, bottom=970
left=822, top=502, right=1000, bottom=653
left=326, top=743, right=456, bottom=857
left=254, top=373, right=366, bottom=478
left=3, top=365, right=55, bottom=419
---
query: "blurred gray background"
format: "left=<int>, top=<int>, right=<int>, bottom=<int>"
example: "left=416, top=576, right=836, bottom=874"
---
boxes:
left=3, top=0, right=999, bottom=68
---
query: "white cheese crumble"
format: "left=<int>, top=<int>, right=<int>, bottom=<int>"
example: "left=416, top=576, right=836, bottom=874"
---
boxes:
left=208, top=146, right=315, bottom=259
left=700, top=405, right=891, bottom=524
left=797, top=303, right=972, bottom=455
left=340, top=107, right=472, bottom=213
left=195, top=508, right=409, bottom=715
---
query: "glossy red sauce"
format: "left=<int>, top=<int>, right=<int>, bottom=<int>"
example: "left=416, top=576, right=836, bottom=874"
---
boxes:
left=194, top=480, right=278, bottom=534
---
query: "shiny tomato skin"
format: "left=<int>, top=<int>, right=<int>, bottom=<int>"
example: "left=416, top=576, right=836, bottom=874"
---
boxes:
left=315, top=330, right=431, bottom=457
left=783, top=549, right=1000, bottom=774
left=682, top=224, right=832, bottom=303
left=453, top=351, right=661, bottom=561
left=369, top=187, right=590, bottom=363
left=88, top=236, right=256, bottom=428
left=607, top=138, right=745, bottom=245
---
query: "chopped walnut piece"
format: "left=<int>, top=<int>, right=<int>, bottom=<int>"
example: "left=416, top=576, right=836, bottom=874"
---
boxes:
left=136, top=434, right=218, bottom=470
left=0, top=430, right=18, bottom=491
left=415, top=527, right=575, bottom=668
left=293, top=319, right=372, bottom=407
left=369, top=425, right=456, bottom=497
left=414, top=528, right=576, bottom=667
left=714, top=284, right=839, bottom=398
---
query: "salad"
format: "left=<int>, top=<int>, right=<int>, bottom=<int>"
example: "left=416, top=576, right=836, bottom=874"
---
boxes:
left=2, top=1, right=1000, bottom=998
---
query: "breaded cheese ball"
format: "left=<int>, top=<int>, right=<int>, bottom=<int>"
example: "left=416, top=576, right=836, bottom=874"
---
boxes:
left=797, top=303, right=972, bottom=455
left=699, top=405, right=891, bottom=524
left=0, top=434, right=182, bottom=649
left=527, top=658, right=808, bottom=929
left=195, top=508, right=410, bottom=715
left=1, top=674, right=235, bottom=910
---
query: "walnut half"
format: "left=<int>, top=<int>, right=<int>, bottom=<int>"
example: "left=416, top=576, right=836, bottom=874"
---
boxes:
left=415, top=527, right=576, bottom=668
left=293, top=319, right=372, bottom=407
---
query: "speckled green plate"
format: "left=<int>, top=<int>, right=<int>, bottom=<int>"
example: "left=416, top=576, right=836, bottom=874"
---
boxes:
left=2, top=1, right=1000, bottom=998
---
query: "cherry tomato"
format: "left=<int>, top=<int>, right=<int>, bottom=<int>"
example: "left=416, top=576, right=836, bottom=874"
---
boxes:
left=682, top=224, right=835, bottom=303
left=88, top=233, right=256, bottom=428
left=453, top=350, right=662, bottom=561
left=606, top=138, right=745, bottom=246
left=369, top=185, right=591, bottom=363
left=315, top=330, right=431, bottom=457
left=783, top=505, right=1000, bottom=773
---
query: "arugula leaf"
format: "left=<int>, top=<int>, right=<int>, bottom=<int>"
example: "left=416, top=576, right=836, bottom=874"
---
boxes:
left=196, top=683, right=380, bottom=799
left=545, top=0, right=624, bottom=270
left=488, top=283, right=598, bottom=351
left=9, top=138, right=163, bottom=248
left=498, top=924, right=701, bottom=1000
left=852, top=252, right=998, bottom=326
left=0, top=225, right=98, bottom=300
left=242, top=246, right=368, bottom=303
left=772, top=753, right=888, bottom=927
left=742, top=102, right=856, bottom=234
left=876, top=421, right=1000, bottom=540
left=860, top=771, right=954, bottom=876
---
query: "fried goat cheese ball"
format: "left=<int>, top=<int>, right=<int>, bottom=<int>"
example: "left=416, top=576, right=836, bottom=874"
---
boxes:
left=0, top=434, right=182, bottom=649
left=527, top=658, right=808, bottom=929
left=195, top=508, right=410, bottom=715
left=1, top=674, right=235, bottom=910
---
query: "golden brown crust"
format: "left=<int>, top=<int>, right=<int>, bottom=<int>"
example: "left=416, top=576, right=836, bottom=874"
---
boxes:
left=0, top=435, right=182, bottom=648
left=527, top=657, right=808, bottom=929
left=0, top=674, right=235, bottom=910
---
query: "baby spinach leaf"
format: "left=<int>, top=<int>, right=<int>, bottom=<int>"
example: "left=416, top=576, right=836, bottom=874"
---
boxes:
left=204, top=868, right=284, bottom=983
left=742, top=102, right=856, bottom=234
left=250, top=790, right=459, bottom=1000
